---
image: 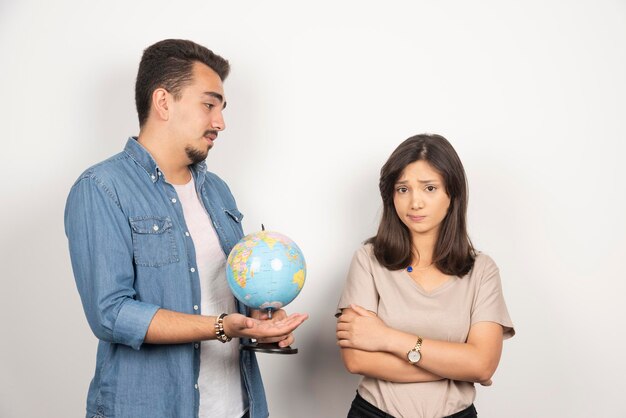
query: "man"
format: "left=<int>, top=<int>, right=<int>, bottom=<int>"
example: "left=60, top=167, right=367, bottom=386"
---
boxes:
left=65, top=39, right=308, bottom=418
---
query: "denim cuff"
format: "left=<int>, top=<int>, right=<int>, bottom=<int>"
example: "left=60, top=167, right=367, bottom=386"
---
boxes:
left=113, top=299, right=160, bottom=350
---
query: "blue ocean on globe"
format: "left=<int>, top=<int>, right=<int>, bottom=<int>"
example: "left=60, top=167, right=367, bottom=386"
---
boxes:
left=226, top=230, right=306, bottom=312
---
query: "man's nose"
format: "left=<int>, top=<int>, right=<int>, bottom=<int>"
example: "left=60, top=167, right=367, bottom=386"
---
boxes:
left=212, top=111, right=226, bottom=131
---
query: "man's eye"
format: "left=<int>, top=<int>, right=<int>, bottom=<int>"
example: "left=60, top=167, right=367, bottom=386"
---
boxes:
left=205, top=103, right=214, bottom=110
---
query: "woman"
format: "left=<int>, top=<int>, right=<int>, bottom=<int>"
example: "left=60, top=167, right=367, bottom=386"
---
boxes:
left=336, top=134, right=515, bottom=418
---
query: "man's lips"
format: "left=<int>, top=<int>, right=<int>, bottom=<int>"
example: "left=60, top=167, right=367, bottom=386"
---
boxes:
left=202, top=132, right=217, bottom=148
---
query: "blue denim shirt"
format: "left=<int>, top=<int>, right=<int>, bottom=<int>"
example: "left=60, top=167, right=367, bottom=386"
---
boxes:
left=64, top=138, right=268, bottom=418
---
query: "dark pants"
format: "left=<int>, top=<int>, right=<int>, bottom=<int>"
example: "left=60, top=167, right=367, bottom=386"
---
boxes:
left=347, top=392, right=477, bottom=418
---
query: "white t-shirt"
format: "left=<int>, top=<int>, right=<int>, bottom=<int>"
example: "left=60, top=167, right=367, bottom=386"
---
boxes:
left=174, top=176, right=247, bottom=418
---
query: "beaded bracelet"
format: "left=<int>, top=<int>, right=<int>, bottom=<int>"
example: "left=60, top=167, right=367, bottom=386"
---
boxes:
left=214, top=313, right=232, bottom=343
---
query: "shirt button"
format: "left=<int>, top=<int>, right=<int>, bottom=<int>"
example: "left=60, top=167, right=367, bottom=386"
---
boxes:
left=194, top=384, right=198, bottom=389
left=158, top=171, right=162, bottom=176
left=171, top=198, right=177, bottom=203
left=190, top=267, right=196, bottom=273
left=185, top=232, right=190, bottom=237
left=193, top=305, right=198, bottom=311
left=194, top=343, right=199, bottom=349
left=152, top=225, right=159, bottom=231
left=151, top=174, right=156, bottom=180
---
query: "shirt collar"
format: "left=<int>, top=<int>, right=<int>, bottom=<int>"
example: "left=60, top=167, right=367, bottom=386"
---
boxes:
left=123, top=136, right=207, bottom=185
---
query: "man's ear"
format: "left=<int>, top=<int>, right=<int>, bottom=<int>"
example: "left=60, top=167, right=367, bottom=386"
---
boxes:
left=152, top=88, right=170, bottom=121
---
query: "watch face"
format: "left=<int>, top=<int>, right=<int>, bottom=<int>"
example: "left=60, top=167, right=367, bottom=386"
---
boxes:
left=408, top=350, right=421, bottom=363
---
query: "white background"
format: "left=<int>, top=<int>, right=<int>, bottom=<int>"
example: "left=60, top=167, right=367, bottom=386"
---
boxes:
left=1, top=1, right=625, bottom=417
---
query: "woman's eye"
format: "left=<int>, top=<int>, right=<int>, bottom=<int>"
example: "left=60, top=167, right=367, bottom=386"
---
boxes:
left=396, top=187, right=408, bottom=193
left=425, top=186, right=436, bottom=192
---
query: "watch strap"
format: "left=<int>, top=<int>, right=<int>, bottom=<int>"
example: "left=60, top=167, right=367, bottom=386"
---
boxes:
left=407, top=336, right=423, bottom=364
left=413, top=336, right=423, bottom=352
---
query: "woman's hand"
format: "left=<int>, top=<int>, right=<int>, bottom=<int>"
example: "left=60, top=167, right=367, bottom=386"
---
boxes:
left=336, top=304, right=391, bottom=352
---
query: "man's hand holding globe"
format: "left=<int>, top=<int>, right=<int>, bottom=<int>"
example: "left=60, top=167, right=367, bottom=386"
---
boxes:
left=222, top=309, right=308, bottom=348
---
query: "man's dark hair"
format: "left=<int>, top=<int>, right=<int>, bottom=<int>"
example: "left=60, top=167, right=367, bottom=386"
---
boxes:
left=135, top=39, right=230, bottom=127
left=367, top=134, right=476, bottom=276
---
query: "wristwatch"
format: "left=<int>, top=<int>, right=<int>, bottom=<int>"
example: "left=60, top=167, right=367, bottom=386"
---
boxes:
left=407, top=336, right=423, bottom=364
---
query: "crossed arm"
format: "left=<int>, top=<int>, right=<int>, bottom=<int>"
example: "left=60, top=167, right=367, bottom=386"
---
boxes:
left=336, top=305, right=503, bottom=384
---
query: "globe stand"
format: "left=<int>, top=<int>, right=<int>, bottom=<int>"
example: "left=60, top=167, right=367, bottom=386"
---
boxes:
left=241, top=342, right=298, bottom=354
left=240, top=307, right=299, bottom=354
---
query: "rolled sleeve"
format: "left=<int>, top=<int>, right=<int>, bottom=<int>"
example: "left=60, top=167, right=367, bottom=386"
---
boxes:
left=114, top=299, right=160, bottom=350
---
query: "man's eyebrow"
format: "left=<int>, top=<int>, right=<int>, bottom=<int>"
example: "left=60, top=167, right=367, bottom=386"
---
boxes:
left=202, top=91, right=227, bottom=109
left=202, top=91, right=224, bottom=102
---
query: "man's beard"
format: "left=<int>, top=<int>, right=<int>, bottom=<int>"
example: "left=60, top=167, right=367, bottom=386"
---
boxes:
left=185, top=145, right=209, bottom=165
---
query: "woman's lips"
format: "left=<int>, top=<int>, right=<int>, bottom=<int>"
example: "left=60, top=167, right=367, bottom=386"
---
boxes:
left=408, top=215, right=425, bottom=222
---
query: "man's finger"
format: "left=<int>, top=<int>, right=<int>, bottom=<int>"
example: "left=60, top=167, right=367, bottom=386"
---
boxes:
left=278, top=334, right=294, bottom=347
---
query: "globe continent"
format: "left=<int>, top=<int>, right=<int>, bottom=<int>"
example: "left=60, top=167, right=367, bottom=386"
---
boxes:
left=226, top=231, right=306, bottom=311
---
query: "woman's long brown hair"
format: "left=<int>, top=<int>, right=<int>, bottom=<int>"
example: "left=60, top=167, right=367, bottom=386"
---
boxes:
left=367, top=134, right=475, bottom=276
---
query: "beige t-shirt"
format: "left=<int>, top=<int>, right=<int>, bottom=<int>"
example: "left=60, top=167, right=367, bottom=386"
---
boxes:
left=337, top=244, right=515, bottom=418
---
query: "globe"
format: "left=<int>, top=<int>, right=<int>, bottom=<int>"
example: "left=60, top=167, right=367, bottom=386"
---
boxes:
left=226, top=230, right=306, bottom=318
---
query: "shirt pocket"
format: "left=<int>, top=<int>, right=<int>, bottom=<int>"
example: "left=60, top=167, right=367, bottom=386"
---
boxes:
left=224, top=208, right=244, bottom=223
left=220, top=208, right=244, bottom=248
left=129, top=216, right=179, bottom=267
